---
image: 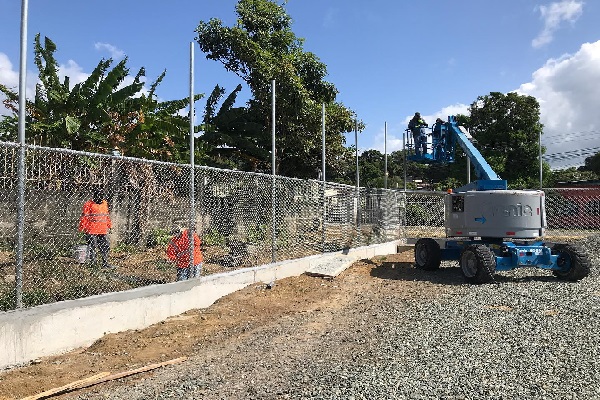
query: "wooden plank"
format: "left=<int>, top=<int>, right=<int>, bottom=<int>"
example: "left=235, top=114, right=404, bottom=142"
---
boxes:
left=20, top=357, right=187, bottom=400
left=20, top=373, right=110, bottom=400
left=82, top=357, right=187, bottom=387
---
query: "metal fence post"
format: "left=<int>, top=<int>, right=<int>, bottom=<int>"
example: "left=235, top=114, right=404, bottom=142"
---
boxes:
left=271, top=79, right=276, bottom=263
left=384, top=121, right=388, bottom=189
left=355, top=119, right=360, bottom=243
left=539, top=130, right=543, bottom=189
left=188, top=42, right=195, bottom=272
left=15, top=0, right=29, bottom=309
left=403, top=128, right=407, bottom=191
left=322, top=103, right=326, bottom=252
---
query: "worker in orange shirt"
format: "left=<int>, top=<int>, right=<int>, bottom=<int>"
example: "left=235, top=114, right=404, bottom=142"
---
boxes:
left=79, top=188, right=113, bottom=269
left=167, top=226, right=203, bottom=281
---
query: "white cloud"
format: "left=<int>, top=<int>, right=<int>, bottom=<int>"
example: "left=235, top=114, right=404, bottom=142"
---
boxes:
left=58, top=59, right=90, bottom=85
left=0, top=54, right=91, bottom=101
left=418, top=104, right=470, bottom=128
left=0, top=53, right=19, bottom=88
left=532, top=0, right=583, bottom=48
left=517, top=40, right=600, bottom=168
left=0, top=53, right=18, bottom=117
left=0, top=52, right=37, bottom=117
left=369, top=35, right=600, bottom=171
left=94, top=42, right=125, bottom=60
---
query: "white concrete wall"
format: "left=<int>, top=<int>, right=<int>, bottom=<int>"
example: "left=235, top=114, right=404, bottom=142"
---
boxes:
left=0, top=241, right=400, bottom=369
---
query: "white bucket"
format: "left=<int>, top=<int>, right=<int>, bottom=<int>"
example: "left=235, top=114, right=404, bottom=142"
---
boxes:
left=73, top=245, right=88, bottom=264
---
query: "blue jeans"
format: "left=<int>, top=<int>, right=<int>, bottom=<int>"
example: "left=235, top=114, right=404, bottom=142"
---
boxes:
left=413, top=130, right=428, bottom=156
left=86, top=234, right=110, bottom=268
left=177, top=263, right=203, bottom=281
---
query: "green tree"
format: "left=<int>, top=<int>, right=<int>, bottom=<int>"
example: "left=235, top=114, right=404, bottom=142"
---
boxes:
left=358, top=149, right=385, bottom=188
left=0, top=35, right=209, bottom=248
left=195, top=0, right=357, bottom=178
left=201, top=84, right=270, bottom=171
left=548, top=166, right=598, bottom=186
left=126, top=71, right=204, bottom=162
left=582, top=152, right=600, bottom=176
left=466, top=92, right=546, bottom=188
left=386, top=150, right=431, bottom=189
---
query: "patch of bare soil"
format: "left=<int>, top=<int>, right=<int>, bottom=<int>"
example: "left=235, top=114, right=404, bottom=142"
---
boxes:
left=0, top=250, right=445, bottom=400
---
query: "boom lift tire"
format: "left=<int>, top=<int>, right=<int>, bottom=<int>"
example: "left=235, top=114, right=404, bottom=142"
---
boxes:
left=414, top=238, right=442, bottom=270
left=460, top=244, right=496, bottom=284
left=553, top=244, right=590, bottom=281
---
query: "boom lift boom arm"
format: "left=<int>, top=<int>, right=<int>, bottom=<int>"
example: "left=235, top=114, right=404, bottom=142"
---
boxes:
left=443, top=116, right=507, bottom=192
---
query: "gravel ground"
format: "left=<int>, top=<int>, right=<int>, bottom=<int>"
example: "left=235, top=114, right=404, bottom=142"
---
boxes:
left=71, top=236, right=600, bottom=400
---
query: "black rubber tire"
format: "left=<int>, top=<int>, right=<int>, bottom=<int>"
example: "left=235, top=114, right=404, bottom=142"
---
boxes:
left=414, top=238, right=441, bottom=270
left=553, top=244, right=590, bottom=281
left=460, top=244, right=496, bottom=284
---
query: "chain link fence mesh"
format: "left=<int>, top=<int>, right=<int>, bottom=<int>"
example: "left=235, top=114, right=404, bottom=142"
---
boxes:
left=0, top=141, right=598, bottom=310
left=544, top=187, right=600, bottom=239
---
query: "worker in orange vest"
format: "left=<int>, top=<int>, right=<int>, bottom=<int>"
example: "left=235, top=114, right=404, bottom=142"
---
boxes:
left=167, top=226, right=203, bottom=281
left=78, top=188, right=113, bottom=269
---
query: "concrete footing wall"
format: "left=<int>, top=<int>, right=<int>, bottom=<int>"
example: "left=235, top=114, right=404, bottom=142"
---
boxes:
left=0, top=241, right=400, bottom=369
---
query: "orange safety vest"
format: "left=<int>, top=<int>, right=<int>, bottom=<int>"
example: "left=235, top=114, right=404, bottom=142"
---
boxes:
left=166, top=229, right=203, bottom=269
left=78, top=200, right=112, bottom=235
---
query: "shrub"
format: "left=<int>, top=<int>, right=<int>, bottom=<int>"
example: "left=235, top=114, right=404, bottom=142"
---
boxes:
left=203, top=228, right=226, bottom=246
left=247, top=224, right=267, bottom=244
left=146, top=228, right=172, bottom=248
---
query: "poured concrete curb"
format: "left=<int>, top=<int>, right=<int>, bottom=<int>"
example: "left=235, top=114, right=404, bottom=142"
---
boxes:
left=0, top=240, right=401, bottom=369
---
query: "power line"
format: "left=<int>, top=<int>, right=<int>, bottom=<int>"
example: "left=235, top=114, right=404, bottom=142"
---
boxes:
left=544, top=135, right=600, bottom=146
left=543, top=129, right=600, bottom=141
left=543, top=145, right=600, bottom=169
left=544, top=145, right=600, bottom=160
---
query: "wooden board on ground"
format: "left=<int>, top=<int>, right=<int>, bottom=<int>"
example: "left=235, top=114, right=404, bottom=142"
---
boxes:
left=21, top=357, right=187, bottom=400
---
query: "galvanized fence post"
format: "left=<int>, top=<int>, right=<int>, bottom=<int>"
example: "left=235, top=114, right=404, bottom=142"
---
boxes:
left=321, top=103, right=326, bottom=252
left=271, top=79, right=276, bottom=263
left=188, top=42, right=195, bottom=273
left=15, top=0, right=29, bottom=309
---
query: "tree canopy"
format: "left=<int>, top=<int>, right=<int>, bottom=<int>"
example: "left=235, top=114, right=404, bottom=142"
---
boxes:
left=466, top=91, right=548, bottom=188
left=0, top=34, right=200, bottom=162
left=195, top=0, right=357, bottom=178
left=201, top=84, right=271, bottom=170
left=583, top=152, right=600, bottom=176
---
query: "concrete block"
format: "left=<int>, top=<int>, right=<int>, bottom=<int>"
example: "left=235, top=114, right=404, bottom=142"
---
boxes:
left=305, top=255, right=355, bottom=278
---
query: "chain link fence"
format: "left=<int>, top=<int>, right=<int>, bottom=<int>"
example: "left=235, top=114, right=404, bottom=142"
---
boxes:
left=0, top=141, right=598, bottom=310
left=544, top=187, right=600, bottom=238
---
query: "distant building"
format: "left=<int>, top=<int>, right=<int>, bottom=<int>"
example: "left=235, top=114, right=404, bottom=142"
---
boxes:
left=548, top=180, right=600, bottom=229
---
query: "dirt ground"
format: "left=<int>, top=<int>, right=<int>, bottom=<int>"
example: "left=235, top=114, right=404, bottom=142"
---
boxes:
left=0, top=250, right=437, bottom=400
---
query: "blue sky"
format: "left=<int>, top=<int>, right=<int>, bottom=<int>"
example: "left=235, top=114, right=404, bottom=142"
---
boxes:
left=1, top=0, right=599, bottom=169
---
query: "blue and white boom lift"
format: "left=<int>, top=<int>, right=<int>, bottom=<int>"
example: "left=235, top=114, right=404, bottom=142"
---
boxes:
left=408, top=116, right=590, bottom=283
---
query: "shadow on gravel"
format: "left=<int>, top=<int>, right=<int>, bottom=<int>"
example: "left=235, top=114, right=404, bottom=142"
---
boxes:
left=492, top=273, right=566, bottom=284
left=369, top=261, right=466, bottom=285
left=366, top=260, right=577, bottom=286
